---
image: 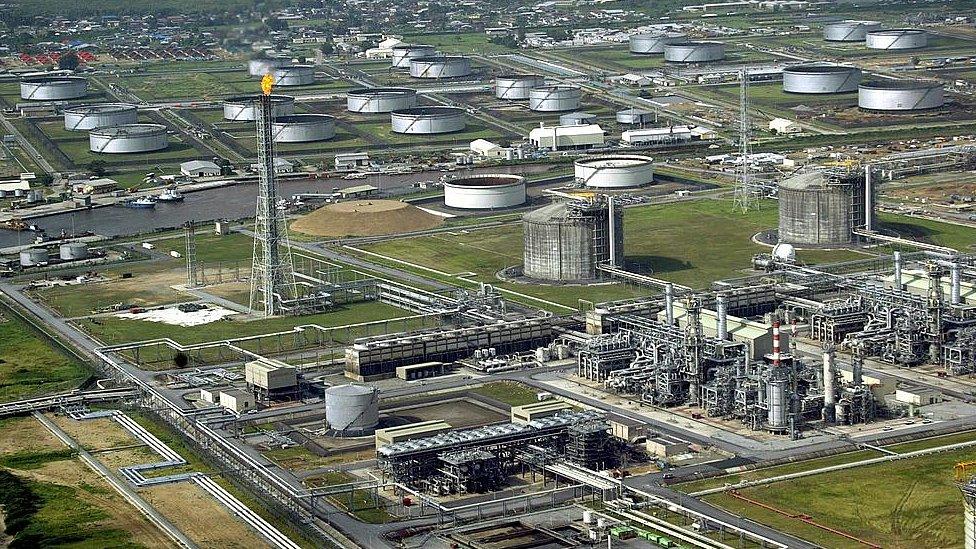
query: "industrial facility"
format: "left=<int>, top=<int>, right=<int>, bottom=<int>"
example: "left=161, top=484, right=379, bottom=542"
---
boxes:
left=89, top=123, right=169, bottom=154
left=494, top=74, right=546, bottom=100
left=223, top=94, right=295, bottom=121
left=325, top=384, right=379, bottom=435
left=63, top=103, right=138, bottom=131
left=574, top=155, right=655, bottom=188
left=616, top=108, right=655, bottom=125
left=443, top=174, right=527, bottom=210
left=777, top=167, right=873, bottom=246
left=271, top=65, right=316, bottom=86
left=20, top=76, right=88, bottom=100
left=528, top=85, right=582, bottom=112
left=782, top=64, right=862, bottom=94
left=865, top=29, right=928, bottom=50
left=629, top=32, right=687, bottom=54
left=858, top=80, right=945, bottom=111
left=391, top=44, right=436, bottom=68
left=346, top=87, right=418, bottom=113
left=271, top=114, right=336, bottom=143
left=408, top=56, right=472, bottom=79
left=522, top=197, right=624, bottom=281
left=248, top=57, right=286, bottom=77
left=823, top=20, right=882, bottom=42
left=663, top=42, right=726, bottom=63
left=390, top=106, right=465, bottom=134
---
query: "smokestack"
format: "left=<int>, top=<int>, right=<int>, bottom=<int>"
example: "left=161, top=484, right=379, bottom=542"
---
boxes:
left=715, top=294, right=728, bottom=341
left=893, top=251, right=902, bottom=290
left=823, top=347, right=836, bottom=423
left=772, top=317, right=781, bottom=368
left=951, top=261, right=962, bottom=306
left=864, top=164, right=873, bottom=230
left=852, top=355, right=863, bottom=386
left=665, top=283, right=674, bottom=325
left=607, top=196, right=616, bottom=267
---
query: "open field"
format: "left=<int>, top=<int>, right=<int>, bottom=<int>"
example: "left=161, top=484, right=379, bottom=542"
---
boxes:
left=0, top=309, right=89, bottom=403
left=471, top=381, right=541, bottom=407
left=263, top=445, right=373, bottom=472
left=113, top=70, right=353, bottom=101
left=142, top=482, right=271, bottom=547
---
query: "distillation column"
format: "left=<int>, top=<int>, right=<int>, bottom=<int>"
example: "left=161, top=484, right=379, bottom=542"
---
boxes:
left=823, top=346, right=836, bottom=423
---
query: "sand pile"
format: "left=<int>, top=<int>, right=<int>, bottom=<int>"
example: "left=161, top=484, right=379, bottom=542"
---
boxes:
left=292, top=200, right=444, bottom=237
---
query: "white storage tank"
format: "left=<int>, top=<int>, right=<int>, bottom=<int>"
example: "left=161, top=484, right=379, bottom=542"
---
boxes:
left=782, top=65, right=861, bottom=94
left=390, top=107, right=465, bottom=134
left=630, top=32, right=688, bottom=54
left=823, top=20, right=882, bottom=42
left=559, top=111, right=598, bottom=126
left=409, top=56, right=472, bottom=79
left=858, top=80, right=944, bottom=111
left=19, top=248, right=49, bottom=267
left=443, top=174, right=526, bottom=210
left=664, top=41, right=725, bottom=63
left=346, top=88, right=418, bottom=113
left=325, top=384, right=379, bottom=435
left=865, top=29, right=928, bottom=50
left=89, top=124, right=169, bottom=154
left=59, top=242, right=89, bottom=260
left=64, top=103, right=138, bottom=131
left=529, top=85, right=582, bottom=112
left=495, top=74, right=547, bottom=100
left=616, top=108, right=655, bottom=125
left=575, top=155, right=655, bottom=188
left=391, top=44, right=437, bottom=68
left=223, top=94, right=295, bottom=121
left=271, top=114, right=336, bottom=143
left=272, top=65, right=316, bottom=86
left=248, top=57, right=287, bottom=77
left=20, top=77, right=88, bottom=101
left=766, top=380, right=788, bottom=430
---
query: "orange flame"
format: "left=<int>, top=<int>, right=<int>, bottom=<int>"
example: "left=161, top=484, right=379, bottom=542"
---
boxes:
left=261, top=74, right=274, bottom=96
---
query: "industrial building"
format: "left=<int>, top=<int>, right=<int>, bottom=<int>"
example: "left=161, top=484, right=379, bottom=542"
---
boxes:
left=443, top=174, right=526, bottom=210
left=219, top=389, right=255, bottom=414
left=223, top=94, right=295, bottom=121
left=629, top=32, right=687, bottom=54
left=180, top=160, right=221, bottom=177
left=574, top=155, right=655, bottom=188
left=63, top=104, right=138, bottom=131
left=375, top=421, right=451, bottom=449
left=528, top=85, right=582, bottom=112
left=325, top=384, right=379, bottom=435
left=865, top=29, right=928, bottom=50
left=528, top=123, right=604, bottom=150
left=823, top=20, right=882, bottom=42
left=616, top=108, right=655, bottom=125
left=395, top=362, right=446, bottom=380
left=346, top=87, right=418, bottom=113
left=391, top=44, right=436, bottom=68
left=769, top=118, right=801, bottom=134
left=777, top=168, right=872, bottom=246
left=495, top=74, right=546, bottom=100
left=89, top=124, right=169, bottom=154
left=511, top=400, right=572, bottom=424
left=244, top=358, right=297, bottom=400
left=390, top=106, right=465, bottom=134
left=20, top=76, right=88, bottom=101
left=271, top=65, right=316, bottom=86
left=782, top=64, right=861, bottom=94
left=271, top=114, right=336, bottom=143
left=522, top=197, right=624, bottom=281
left=858, top=80, right=944, bottom=111
left=409, top=56, right=472, bottom=78
left=621, top=125, right=693, bottom=146
left=663, top=42, right=725, bottom=63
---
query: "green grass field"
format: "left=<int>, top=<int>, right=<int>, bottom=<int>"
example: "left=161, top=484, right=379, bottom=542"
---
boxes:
left=471, top=381, right=540, bottom=407
left=0, top=310, right=89, bottom=403
left=113, top=70, right=353, bottom=101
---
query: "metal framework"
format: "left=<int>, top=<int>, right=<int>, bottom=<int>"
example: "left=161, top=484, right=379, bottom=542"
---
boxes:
left=733, top=69, right=758, bottom=213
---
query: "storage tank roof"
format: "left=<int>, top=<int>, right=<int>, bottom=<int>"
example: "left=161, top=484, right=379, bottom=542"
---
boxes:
left=326, top=383, right=375, bottom=396
left=778, top=170, right=831, bottom=191
left=523, top=201, right=570, bottom=223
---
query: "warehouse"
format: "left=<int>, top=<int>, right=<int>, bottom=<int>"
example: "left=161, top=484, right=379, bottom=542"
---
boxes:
left=621, top=125, right=693, bottom=145
left=769, top=118, right=801, bottom=134
left=219, top=389, right=255, bottom=414
left=528, top=123, right=604, bottom=150
left=180, top=160, right=221, bottom=177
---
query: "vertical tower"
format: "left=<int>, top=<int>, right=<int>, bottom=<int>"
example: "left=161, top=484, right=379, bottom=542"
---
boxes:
left=732, top=68, right=757, bottom=213
left=249, top=75, right=298, bottom=316
left=962, top=479, right=976, bottom=549
left=184, top=220, right=198, bottom=287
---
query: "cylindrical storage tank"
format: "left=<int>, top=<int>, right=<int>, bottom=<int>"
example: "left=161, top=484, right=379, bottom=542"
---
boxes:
left=64, top=103, right=138, bottom=131
left=390, top=106, right=465, bottom=134
left=272, top=65, right=315, bottom=87
left=391, top=44, right=436, bottom=68
left=222, top=94, right=295, bottom=121
left=865, top=29, right=928, bottom=50
left=663, top=41, right=725, bottom=63
left=782, top=65, right=861, bottom=94
left=443, top=174, right=526, bottom=209
left=522, top=200, right=623, bottom=281
left=823, top=20, right=882, bottom=42
left=89, top=124, right=168, bottom=154
left=19, top=248, right=49, bottom=267
left=409, top=56, right=472, bottom=79
left=778, top=170, right=868, bottom=246
left=583, top=510, right=594, bottom=524
left=20, top=77, right=88, bottom=101
left=629, top=32, right=687, bottom=54
left=575, top=155, right=654, bottom=189
left=248, top=58, right=287, bottom=76
left=346, top=88, right=418, bottom=113
left=528, top=85, right=582, bottom=112
left=324, top=384, right=379, bottom=435
left=495, top=74, right=546, bottom=100
left=271, top=114, right=336, bottom=143
left=559, top=111, right=598, bottom=126
left=858, top=80, right=944, bottom=111
left=766, top=380, right=788, bottom=430
left=616, top=108, right=655, bottom=125
left=59, top=242, right=89, bottom=260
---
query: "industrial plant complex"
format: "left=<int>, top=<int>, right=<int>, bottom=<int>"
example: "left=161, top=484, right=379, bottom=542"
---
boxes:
left=1, top=1, right=976, bottom=548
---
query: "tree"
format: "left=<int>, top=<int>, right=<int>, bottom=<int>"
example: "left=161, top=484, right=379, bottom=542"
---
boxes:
left=319, top=41, right=334, bottom=55
left=58, top=52, right=80, bottom=71
left=88, top=160, right=107, bottom=177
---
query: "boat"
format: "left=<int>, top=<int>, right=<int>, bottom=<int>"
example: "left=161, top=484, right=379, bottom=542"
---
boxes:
left=156, top=188, right=184, bottom=202
left=1, top=218, right=28, bottom=231
left=123, top=197, right=157, bottom=209
left=342, top=172, right=368, bottom=180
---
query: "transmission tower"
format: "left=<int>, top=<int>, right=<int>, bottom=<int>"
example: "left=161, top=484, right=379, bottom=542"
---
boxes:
left=248, top=76, right=298, bottom=316
left=732, top=68, right=758, bottom=213
left=184, top=220, right=198, bottom=287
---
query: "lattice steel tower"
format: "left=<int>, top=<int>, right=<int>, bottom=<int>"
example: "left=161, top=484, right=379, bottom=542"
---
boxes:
left=732, top=68, right=757, bottom=213
left=249, top=75, right=298, bottom=316
left=184, top=220, right=199, bottom=287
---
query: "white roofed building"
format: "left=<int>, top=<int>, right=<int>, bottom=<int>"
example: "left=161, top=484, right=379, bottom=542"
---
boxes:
left=529, top=124, right=605, bottom=150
